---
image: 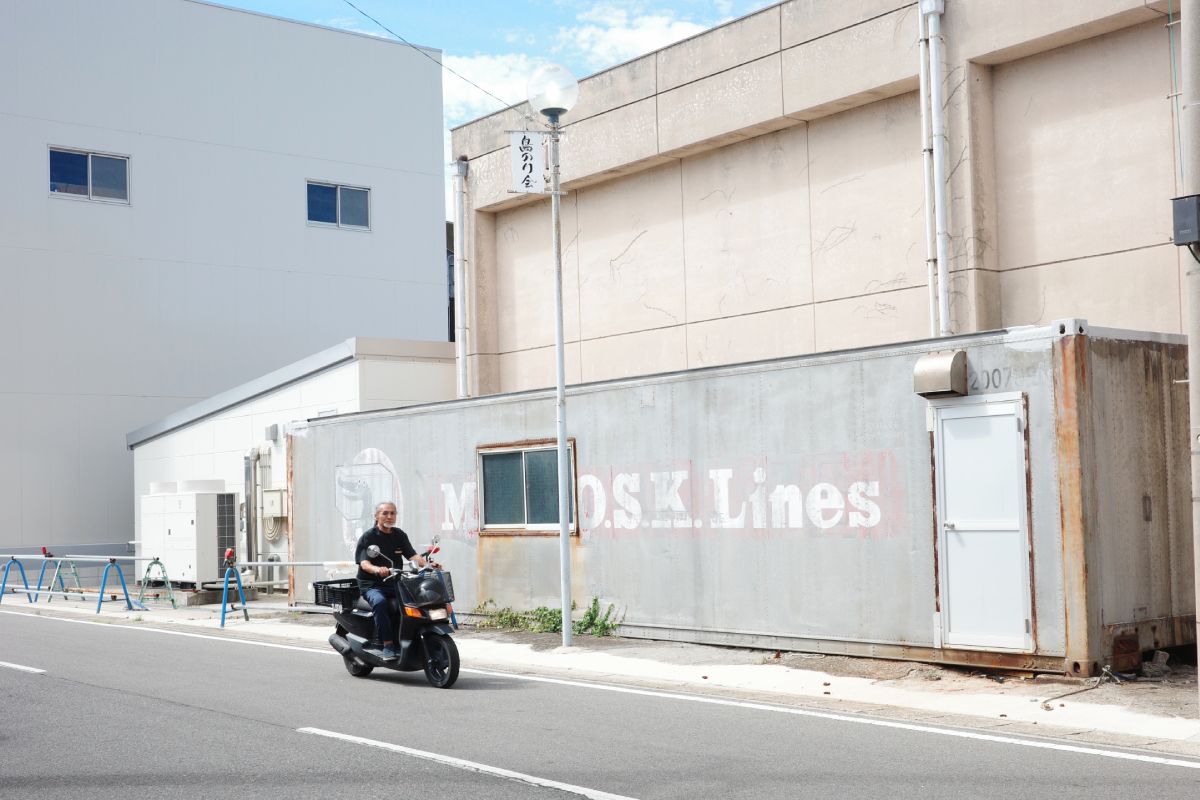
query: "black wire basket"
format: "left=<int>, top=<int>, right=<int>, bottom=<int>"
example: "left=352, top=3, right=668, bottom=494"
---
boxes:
left=312, top=578, right=360, bottom=610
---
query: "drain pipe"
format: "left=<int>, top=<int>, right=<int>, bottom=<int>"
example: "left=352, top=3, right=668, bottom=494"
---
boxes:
left=242, top=448, right=259, bottom=579
left=1181, top=0, right=1200, bottom=717
left=918, top=9, right=940, bottom=337
left=452, top=156, right=470, bottom=398
left=922, top=0, right=953, bottom=336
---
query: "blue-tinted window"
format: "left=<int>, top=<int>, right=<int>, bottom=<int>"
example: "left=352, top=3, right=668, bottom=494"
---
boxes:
left=339, top=187, right=369, bottom=227
left=50, top=148, right=129, bottom=202
left=307, top=182, right=337, bottom=224
left=90, top=155, right=128, bottom=201
left=49, top=149, right=88, bottom=195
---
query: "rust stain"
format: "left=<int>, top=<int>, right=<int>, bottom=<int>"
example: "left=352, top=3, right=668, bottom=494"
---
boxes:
left=479, top=529, right=562, bottom=538
left=1053, top=334, right=1092, bottom=674
left=478, top=436, right=576, bottom=453
left=1108, top=631, right=1141, bottom=673
left=938, top=648, right=1064, bottom=674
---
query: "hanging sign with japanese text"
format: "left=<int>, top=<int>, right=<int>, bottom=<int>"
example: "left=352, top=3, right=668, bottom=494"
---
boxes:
left=509, top=131, right=545, bottom=194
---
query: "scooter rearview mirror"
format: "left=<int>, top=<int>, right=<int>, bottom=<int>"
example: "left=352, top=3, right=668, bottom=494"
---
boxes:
left=366, top=545, right=381, bottom=558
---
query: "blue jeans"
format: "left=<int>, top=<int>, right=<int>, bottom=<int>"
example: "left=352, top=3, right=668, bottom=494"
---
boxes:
left=363, top=585, right=397, bottom=644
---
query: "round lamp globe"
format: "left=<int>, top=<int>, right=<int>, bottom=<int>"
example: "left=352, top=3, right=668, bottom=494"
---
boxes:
left=527, top=63, right=579, bottom=119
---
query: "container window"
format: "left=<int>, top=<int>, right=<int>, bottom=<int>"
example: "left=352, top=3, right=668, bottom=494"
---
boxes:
left=479, top=443, right=575, bottom=533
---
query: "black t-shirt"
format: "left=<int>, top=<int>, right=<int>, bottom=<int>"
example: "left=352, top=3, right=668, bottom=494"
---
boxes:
left=354, top=526, right=418, bottom=591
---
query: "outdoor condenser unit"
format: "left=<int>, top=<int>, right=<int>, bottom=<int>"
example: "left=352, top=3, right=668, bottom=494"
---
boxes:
left=138, top=492, right=237, bottom=586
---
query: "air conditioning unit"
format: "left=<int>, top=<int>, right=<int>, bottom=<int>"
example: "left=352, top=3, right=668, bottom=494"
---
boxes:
left=138, top=491, right=237, bottom=586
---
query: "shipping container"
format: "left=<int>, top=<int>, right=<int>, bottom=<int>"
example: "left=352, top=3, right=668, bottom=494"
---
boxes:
left=289, top=320, right=1194, bottom=675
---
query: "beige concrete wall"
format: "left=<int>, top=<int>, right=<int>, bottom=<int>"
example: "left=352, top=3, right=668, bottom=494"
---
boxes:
left=991, top=20, right=1181, bottom=331
left=454, top=0, right=1183, bottom=394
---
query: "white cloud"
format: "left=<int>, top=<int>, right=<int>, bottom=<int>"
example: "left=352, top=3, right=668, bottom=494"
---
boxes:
left=442, top=52, right=542, bottom=129
left=557, top=4, right=707, bottom=70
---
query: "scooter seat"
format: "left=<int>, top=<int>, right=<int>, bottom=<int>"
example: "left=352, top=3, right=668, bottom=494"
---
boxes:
left=353, top=593, right=400, bottom=614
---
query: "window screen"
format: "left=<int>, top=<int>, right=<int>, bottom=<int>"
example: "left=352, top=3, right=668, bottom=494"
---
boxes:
left=90, top=155, right=128, bottom=201
left=482, top=451, right=524, bottom=525
left=524, top=449, right=561, bottom=524
left=339, top=186, right=369, bottom=227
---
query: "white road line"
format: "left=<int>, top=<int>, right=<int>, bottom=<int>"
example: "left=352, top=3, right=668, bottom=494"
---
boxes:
left=462, top=669, right=1200, bottom=770
left=298, top=727, right=639, bottom=800
left=0, top=660, right=45, bottom=674
left=0, top=610, right=334, bottom=655
left=5, top=610, right=1199, bottom=770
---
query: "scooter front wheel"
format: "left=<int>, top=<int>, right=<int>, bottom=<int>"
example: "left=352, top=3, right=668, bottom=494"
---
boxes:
left=423, top=635, right=459, bottom=688
left=343, top=654, right=374, bottom=678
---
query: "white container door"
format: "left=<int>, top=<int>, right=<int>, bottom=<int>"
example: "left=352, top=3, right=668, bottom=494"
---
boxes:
left=934, top=395, right=1033, bottom=651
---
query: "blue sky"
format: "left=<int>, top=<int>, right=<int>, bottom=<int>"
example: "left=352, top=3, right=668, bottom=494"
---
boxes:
left=216, top=0, right=777, bottom=128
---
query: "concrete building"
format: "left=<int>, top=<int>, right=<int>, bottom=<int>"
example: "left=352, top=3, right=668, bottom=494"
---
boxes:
left=451, top=0, right=1185, bottom=394
left=0, top=0, right=447, bottom=553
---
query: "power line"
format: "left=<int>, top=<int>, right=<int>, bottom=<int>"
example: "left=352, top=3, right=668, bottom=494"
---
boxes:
left=340, top=0, right=539, bottom=127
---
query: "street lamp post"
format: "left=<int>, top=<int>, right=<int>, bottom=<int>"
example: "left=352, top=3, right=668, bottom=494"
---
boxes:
left=528, top=64, right=579, bottom=647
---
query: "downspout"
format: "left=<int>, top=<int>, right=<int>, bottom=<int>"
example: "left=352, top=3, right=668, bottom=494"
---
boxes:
left=918, top=9, right=940, bottom=337
left=922, top=0, right=953, bottom=336
left=1180, top=0, right=1200, bottom=715
left=452, top=156, right=470, bottom=398
left=243, top=448, right=259, bottom=579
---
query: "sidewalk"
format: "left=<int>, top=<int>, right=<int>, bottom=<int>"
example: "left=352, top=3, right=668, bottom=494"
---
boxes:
left=6, top=594, right=1199, bottom=758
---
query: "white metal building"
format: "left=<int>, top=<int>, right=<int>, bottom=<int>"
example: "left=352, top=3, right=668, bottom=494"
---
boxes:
left=127, top=337, right=455, bottom=587
left=0, top=0, right=447, bottom=553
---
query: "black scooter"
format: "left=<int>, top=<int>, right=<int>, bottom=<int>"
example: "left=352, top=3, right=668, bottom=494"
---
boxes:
left=313, top=538, right=459, bottom=688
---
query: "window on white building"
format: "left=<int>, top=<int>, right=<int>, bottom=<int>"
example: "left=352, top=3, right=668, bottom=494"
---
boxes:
left=307, top=181, right=370, bottom=229
left=479, top=442, right=576, bottom=533
left=49, top=148, right=129, bottom=202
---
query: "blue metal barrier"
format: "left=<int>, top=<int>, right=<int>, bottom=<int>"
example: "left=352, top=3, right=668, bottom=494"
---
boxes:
left=96, top=558, right=147, bottom=613
left=0, top=558, right=33, bottom=603
left=219, top=567, right=249, bottom=627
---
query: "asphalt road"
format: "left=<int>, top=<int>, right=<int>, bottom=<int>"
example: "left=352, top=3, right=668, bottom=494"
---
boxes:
left=1, top=610, right=1199, bottom=799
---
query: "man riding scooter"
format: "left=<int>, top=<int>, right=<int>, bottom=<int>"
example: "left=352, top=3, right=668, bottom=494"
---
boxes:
left=354, top=501, right=428, bottom=659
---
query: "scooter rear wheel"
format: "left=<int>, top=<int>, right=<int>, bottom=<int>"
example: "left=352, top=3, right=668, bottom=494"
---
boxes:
left=423, top=635, right=459, bottom=688
left=343, top=654, right=374, bottom=678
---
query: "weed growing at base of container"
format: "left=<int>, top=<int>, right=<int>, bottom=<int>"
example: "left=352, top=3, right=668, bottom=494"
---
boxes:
left=473, top=597, right=621, bottom=636
left=572, top=596, right=621, bottom=637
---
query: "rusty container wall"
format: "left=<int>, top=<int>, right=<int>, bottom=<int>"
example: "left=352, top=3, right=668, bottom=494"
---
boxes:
left=288, top=323, right=1189, bottom=670
left=1083, top=329, right=1195, bottom=668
